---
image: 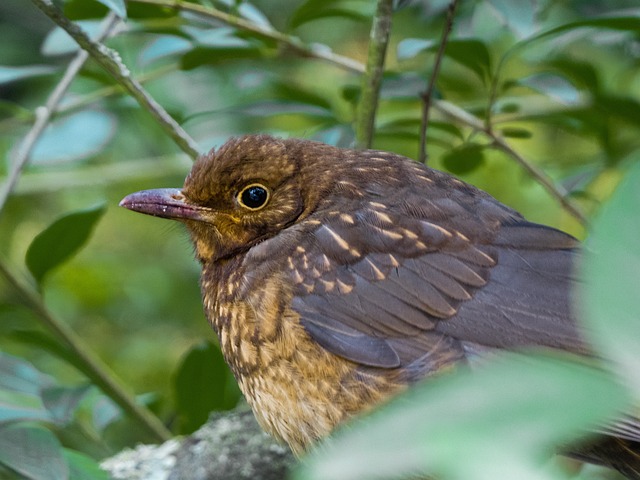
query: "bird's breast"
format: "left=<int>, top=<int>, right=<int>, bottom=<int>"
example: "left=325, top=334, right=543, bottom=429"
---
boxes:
left=200, top=261, right=404, bottom=454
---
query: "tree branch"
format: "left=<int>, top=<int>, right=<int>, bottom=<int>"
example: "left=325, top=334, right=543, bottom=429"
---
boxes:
left=355, top=0, right=394, bottom=149
left=30, top=0, right=201, bottom=160
left=129, top=0, right=365, bottom=74
left=418, top=0, right=459, bottom=164
left=0, top=258, right=172, bottom=443
left=433, top=100, right=588, bottom=226
left=0, top=12, right=120, bottom=214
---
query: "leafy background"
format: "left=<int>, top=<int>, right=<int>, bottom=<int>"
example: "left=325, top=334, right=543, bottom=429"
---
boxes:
left=0, top=0, right=639, bottom=479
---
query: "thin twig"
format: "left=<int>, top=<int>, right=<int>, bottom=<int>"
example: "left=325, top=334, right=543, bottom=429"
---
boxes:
left=0, top=12, right=120, bottom=214
left=129, top=0, right=365, bottom=74
left=434, top=100, right=588, bottom=225
left=30, top=0, right=200, bottom=159
left=419, top=0, right=459, bottom=164
left=355, top=0, right=394, bottom=149
left=0, top=258, right=172, bottom=442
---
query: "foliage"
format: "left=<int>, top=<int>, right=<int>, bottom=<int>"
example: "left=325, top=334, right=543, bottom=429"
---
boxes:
left=0, top=0, right=639, bottom=478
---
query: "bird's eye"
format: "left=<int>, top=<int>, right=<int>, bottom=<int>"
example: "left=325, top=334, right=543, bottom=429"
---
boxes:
left=237, top=184, right=270, bottom=210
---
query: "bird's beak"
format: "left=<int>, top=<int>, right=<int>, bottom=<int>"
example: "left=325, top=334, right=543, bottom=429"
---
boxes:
left=119, top=188, right=204, bottom=221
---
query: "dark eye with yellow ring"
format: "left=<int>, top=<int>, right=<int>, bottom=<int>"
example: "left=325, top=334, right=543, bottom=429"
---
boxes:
left=237, top=184, right=270, bottom=210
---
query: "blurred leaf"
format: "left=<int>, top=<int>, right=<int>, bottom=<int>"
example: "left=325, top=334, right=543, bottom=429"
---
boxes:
left=296, top=353, right=629, bottom=480
left=42, top=385, right=92, bottom=427
left=517, top=73, right=580, bottom=105
left=396, top=38, right=434, bottom=60
left=501, top=127, right=533, bottom=139
left=397, top=39, right=491, bottom=82
left=9, top=331, right=79, bottom=374
left=0, top=424, right=67, bottom=480
left=41, top=21, right=104, bottom=56
left=0, top=352, right=54, bottom=395
left=174, top=341, right=238, bottom=434
left=443, top=40, right=492, bottom=82
left=0, top=390, right=52, bottom=425
left=289, top=0, right=372, bottom=29
left=441, top=143, right=485, bottom=174
left=581, top=160, right=640, bottom=396
left=64, top=449, right=110, bottom=480
left=26, top=204, right=107, bottom=285
left=31, top=110, right=117, bottom=164
left=95, top=0, right=126, bottom=18
left=91, top=395, right=122, bottom=433
left=232, top=101, right=336, bottom=120
left=237, top=3, right=273, bottom=29
left=272, top=82, right=333, bottom=111
left=0, top=66, right=57, bottom=85
left=139, top=35, right=192, bottom=66
left=526, top=14, right=640, bottom=45
left=181, top=45, right=265, bottom=70
left=486, top=0, right=537, bottom=38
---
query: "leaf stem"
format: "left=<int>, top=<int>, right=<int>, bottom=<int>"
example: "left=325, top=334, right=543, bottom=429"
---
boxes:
left=418, top=0, right=459, bottom=164
left=355, top=0, right=394, bottom=149
left=0, top=258, right=172, bottom=442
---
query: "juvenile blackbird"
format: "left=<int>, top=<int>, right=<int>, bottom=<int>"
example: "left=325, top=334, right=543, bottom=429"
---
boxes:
left=120, top=135, right=640, bottom=477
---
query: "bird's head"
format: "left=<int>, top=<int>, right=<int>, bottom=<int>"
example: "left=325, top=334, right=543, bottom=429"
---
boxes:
left=120, top=135, right=351, bottom=263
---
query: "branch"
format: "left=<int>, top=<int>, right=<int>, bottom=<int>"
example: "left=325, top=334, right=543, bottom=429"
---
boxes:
left=418, top=0, right=459, bottom=164
left=0, top=258, right=172, bottom=442
left=355, top=0, right=394, bottom=149
left=433, top=101, right=588, bottom=226
left=129, top=0, right=365, bottom=74
left=30, top=0, right=201, bottom=160
left=0, top=12, right=120, bottom=214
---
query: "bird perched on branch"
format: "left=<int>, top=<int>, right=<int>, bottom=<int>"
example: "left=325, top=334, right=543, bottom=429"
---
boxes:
left=121, top=134, right=640, bottom=477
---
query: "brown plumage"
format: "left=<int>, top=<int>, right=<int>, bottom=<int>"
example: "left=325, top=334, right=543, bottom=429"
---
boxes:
left=120, top=134, right=640, bottom=477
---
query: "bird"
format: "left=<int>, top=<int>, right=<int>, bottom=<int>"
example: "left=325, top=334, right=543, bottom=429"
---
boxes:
left=120, top=134, right=640, bottom=477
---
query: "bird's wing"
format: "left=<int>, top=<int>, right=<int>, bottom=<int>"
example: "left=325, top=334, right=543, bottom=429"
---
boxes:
left=261, top=191, right=587, bottom=372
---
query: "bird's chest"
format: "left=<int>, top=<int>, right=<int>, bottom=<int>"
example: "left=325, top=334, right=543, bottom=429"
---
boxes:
left=200, top=262, right=397, bottom=454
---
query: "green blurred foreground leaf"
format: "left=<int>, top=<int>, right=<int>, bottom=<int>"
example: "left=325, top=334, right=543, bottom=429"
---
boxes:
left=26, top=204, right=106, bottom=284
left=581, top=160, right=640, bottom=397
left=174, top=341, right=240, bottom=434
left=0, top=423, right=67, bottom=480
left=296, top=352, right=629, bottom=480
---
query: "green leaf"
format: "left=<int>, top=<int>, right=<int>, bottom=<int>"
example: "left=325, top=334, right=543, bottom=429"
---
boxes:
left=26, top=204, right=107, bottom=285
left=296, top=353, right=629, bottom=480
left=486, top=0, right=537, bottom=38
left=0, top=352, right=54, bottom=395
left=64, top=449, right=110, bottom=480
left=42, top=385, right=92, bottom=427
left=9, top=331, right=80, bottom=374
left=31, top=110, right=117, bottom=164
left=41, top=21, right=104, bottom=56
left=289, top=0, right=372, bottom=29
left=91, top=395, right=121, bottom=433
left=517, top=73, right=580, bottom=105
left=441, top=143, right=485, bottom=174
left=525, top=14, right=640, bottom=45
left=443, top=40, right=492, bottom=82
left=139, top=35, right=192, bottom=66
left=500, top=127, right=533, bottom=139
left=0, top=424, right=67, bottom=480
left=581, top=160, right=640, bottom=396
left=174, top=341, right=238, bottom=434
left=0, top=390, right=52, bottom=425
left=397, top=39, right=491, bottom=82
left=0, top=65, right=57, bottom=85
left=95, top=0, right=126, bottom=18
left=396, top=38, right=434, bottom=60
